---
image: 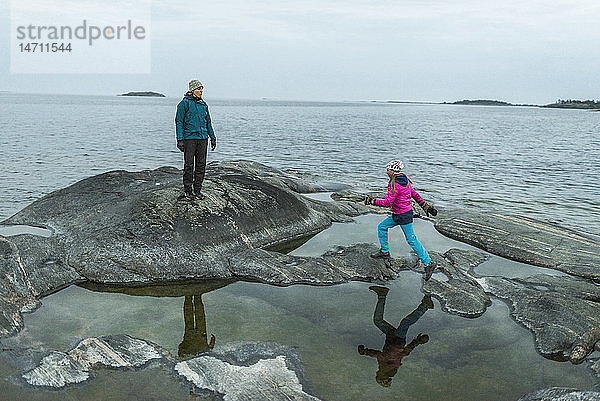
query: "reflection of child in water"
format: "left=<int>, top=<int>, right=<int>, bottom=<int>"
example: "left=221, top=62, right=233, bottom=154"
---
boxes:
left=178, top=294, right=215, bottom=359
left=358, top=286, right=433, bottom=387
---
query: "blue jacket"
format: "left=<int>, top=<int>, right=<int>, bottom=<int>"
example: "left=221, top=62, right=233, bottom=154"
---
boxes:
left=175, top=94, right=216, bottom=141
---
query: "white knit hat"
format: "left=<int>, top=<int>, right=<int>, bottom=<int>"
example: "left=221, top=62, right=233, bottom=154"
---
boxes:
left=386, top=160, right=404, bottom=174
left=189, top=79, right=203, bottom=91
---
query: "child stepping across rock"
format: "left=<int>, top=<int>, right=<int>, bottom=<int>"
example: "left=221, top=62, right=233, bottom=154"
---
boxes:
left=365, top=160, right=438, bottom=281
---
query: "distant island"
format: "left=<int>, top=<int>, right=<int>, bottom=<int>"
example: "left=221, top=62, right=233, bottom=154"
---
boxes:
left=445, top=99, right=538, bottom=107
left=542, top=99, right=600, bottom=110
left=118, top=91, right=165, bottom=97
left=450, top=99, right=513, bottom=106
left=384, top=99, right=536, bottom=107
left=385, top=100, right=440, bottom=105
left=451, top=99, right=600, bottom=109
left=385, top=98, right=600, bottom=110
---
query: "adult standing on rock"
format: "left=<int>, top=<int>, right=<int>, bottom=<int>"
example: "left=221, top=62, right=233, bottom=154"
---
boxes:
left=175, top=79, right=217, bottom=200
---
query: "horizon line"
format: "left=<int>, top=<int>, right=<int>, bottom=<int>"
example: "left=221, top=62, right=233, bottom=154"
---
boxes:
left=1, top=90, right=592, bottom=106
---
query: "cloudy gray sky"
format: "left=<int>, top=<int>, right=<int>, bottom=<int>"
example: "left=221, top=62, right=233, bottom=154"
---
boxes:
left=1, top=0, right=599, bottom=103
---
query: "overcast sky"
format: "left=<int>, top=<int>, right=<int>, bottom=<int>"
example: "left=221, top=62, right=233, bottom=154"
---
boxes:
left=1, top=0, right=599, bottom=103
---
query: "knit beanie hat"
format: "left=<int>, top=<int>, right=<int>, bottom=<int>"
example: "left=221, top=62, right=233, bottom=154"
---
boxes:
left=189, top=79, right=203, bottom=91
left=386, top=160, right=404, bottom=174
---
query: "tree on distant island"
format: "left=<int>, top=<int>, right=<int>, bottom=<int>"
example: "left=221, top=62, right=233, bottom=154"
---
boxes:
left=544, top=99, right=600, bottom=109
left=452, top=99, right=513, bottom=106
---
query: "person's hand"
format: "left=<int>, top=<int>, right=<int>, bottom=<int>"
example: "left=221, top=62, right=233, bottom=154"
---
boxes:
left=364, top=195, right=376, bottom=206
left=415, top=333, right=429, bottom=344
left=210, top=138, right=217, bottom=151
left=421, top=201, right=438, bottom=217
left=177, top=140, right=185, bottom=152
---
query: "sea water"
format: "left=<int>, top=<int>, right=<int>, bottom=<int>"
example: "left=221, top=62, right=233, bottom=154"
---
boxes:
left=1, top=93, right=599, bottom=235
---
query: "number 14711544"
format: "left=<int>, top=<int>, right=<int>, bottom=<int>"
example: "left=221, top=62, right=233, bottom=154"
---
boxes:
left=19, top=43, right=72, bottom=52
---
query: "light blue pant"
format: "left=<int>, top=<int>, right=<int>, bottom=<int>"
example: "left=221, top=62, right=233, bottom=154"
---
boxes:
left=377, top=216, right=432, bottom=265
left=373, top=295, right=428, bottom=338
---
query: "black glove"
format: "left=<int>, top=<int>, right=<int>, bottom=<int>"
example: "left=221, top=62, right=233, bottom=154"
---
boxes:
left=177, top=140, right=185, bottom=152
left=210, top=138, right=217, bottom=151
left=421, top=201, right=438, bottom=217
left=415, top=333, right=429, bottom=344
left=364, top=195, right=377, bottom=206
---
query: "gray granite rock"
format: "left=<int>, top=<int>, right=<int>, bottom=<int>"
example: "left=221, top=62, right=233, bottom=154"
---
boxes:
left=228, top=244, right=413, bottom=286
left=0, top=298, right=24, bottom=338
left=224, top=160, right=350, bottom=194
left=434, top=209, right=600, bottom=281
left=511, top=275, right=600, bottom=302
left=505, top=275, right=600, bottom=364
left=175, top=341, right=319, bottom=400
left=1, top=234, right=73, bottom=337
left=423, top=249, right=491, bottom=318
left=22, top=351, right=90, bottom=387
left=0, top=162, right=376, bottom=338
left=590, top=359, right=600, bottom=378
left=8, top=333, right=320, bottom=399
left=418, top=250, right=600, bottom=366
left=3, top=163, right=363, bottom=286
left=21, top=334, right=163, bottom=388
left=0, top=344, right=49, bottom=376
left=482, top=275, right=600, bottom=362
left=0, top=242, right=402, bottom=338
left=415, top=247, right=600, bottom=371
left=517, top=387, right=600, bottom=401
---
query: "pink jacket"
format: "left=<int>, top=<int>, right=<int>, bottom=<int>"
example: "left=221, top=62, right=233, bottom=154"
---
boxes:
left=375, top=175, right=424, bottom=214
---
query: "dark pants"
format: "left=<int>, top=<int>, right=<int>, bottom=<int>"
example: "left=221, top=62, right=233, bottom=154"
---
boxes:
left=179, top=294, right=215, bottom=358
left=183, top=139, right=208, bottom=193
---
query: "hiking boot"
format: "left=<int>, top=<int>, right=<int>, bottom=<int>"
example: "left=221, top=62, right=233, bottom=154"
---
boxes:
left=194, top=192, right=205, bottom=200
left=368, top=285, right=389, bottom=297
left=421, top=295, right=434, bottom=309
left=370, top=250, right=391, bottom=260
left=184, top=191, right=195, bottom=200
left=424, top=260, right=436, bottom=281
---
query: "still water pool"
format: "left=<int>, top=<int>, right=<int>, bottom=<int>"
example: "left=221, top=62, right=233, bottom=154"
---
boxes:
left=0, top=215, right=596, bottom=400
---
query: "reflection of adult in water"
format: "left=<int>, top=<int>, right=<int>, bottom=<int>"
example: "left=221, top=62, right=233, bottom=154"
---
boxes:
left=358, top=286, right=433, bottom=387
left=178, top=294, right=215, bottom=359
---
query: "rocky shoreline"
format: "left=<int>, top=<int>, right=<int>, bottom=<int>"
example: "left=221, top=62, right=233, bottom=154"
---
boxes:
left=1, top=161, right=599, bottom=400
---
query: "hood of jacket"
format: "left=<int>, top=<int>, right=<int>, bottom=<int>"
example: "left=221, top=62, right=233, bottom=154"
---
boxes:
left=395, top=174, right=409, bottom=187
